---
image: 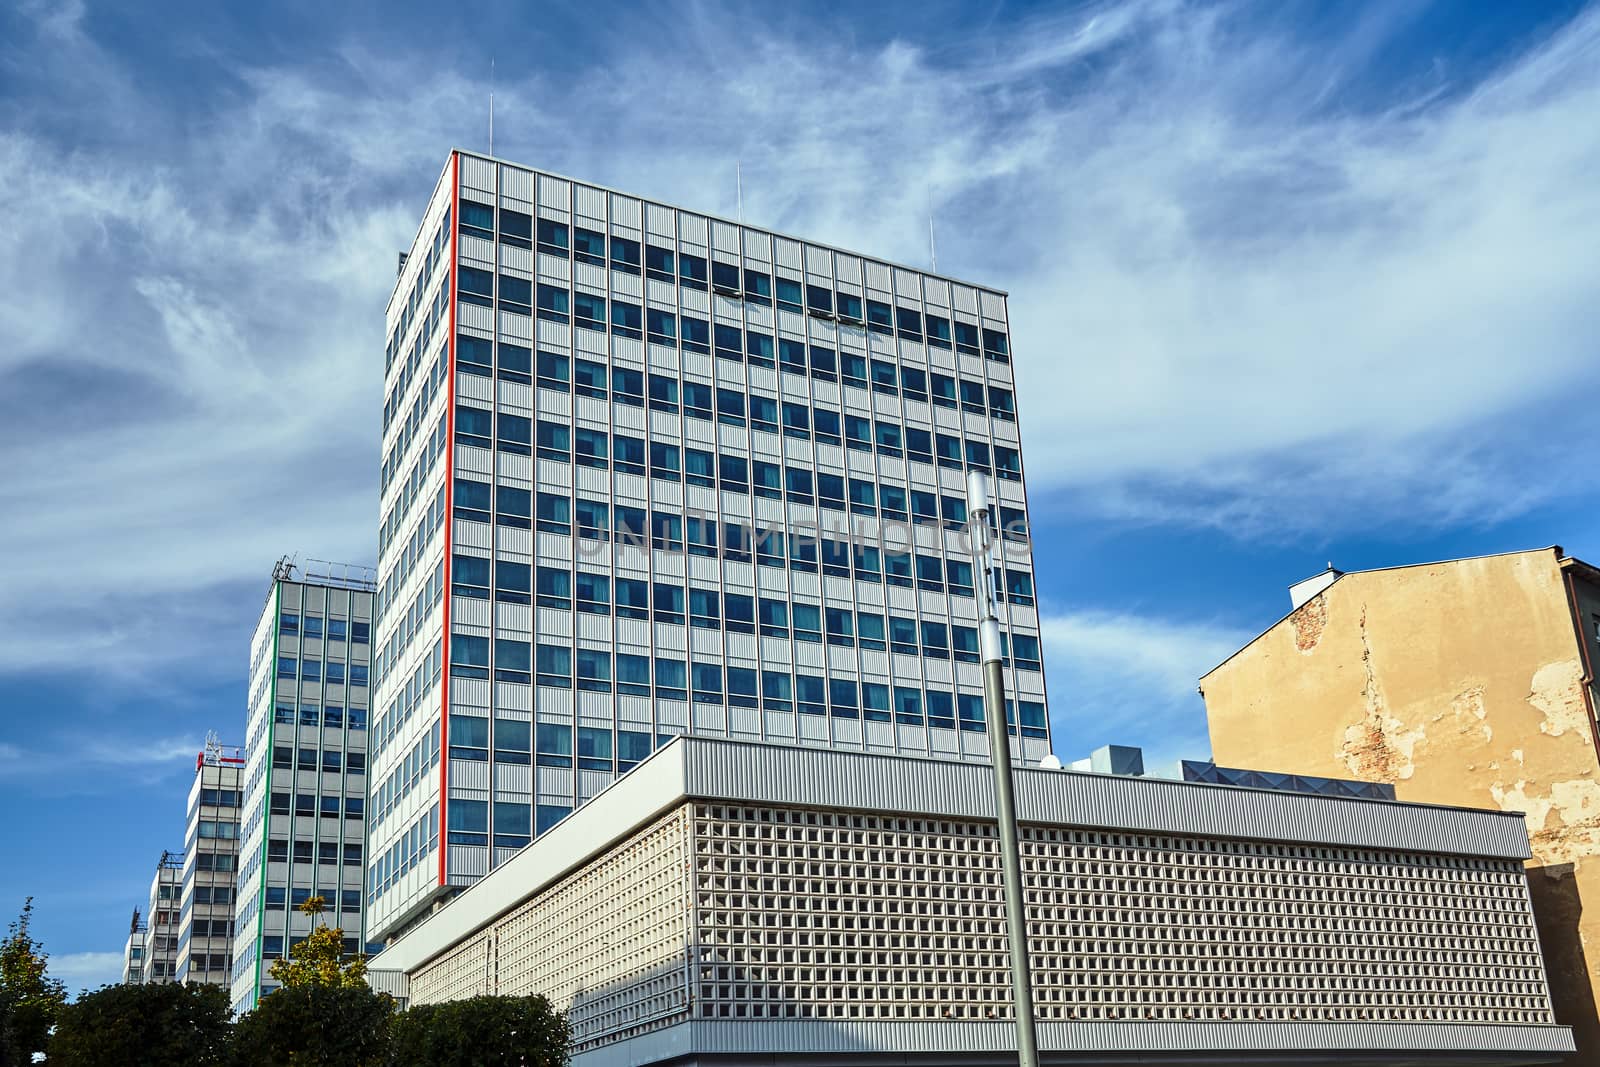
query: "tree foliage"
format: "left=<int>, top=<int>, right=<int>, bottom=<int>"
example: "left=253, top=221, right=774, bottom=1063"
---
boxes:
left=50, top=981, right=230, bottom=1067
left=389, top=995, right=569, bottom=1067
left=268, top=896, right=368, bottom=990
left=0, top=898, right=67, bottom=1067
left=229, top=984, right=394, bottom=1067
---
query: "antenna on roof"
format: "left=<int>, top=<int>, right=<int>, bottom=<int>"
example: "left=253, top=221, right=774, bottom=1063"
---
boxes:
left=488, top=57, right=495, bottom=156
left=929, top=213, right=937, bottom=272
left=736, top=160, right=744, bottom=224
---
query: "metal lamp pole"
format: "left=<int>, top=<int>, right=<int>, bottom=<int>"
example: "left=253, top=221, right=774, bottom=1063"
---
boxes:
left=966, top=470, right=1040, bottom=1067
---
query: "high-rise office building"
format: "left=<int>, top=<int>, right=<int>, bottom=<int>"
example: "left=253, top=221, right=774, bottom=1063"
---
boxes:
left=175, top=742, right=243, bottom=987
left=137, top=851, right=183, bottom=983
left=121, top=909, right=145, bottom=985
left=231, top=560, right=377, bottom=1015
left=368, top=151, right=1048, bottom=941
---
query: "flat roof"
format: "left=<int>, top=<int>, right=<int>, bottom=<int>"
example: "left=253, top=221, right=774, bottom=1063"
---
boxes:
left=372, top=736, right=1532, bottom=976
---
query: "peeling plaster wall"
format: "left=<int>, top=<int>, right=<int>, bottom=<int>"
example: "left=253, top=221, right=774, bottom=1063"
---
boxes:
left=1201, top=548, right=1600, bottom=1056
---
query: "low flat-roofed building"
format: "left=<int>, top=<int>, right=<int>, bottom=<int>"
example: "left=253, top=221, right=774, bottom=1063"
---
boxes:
left=371, top=737, right=1575, bottom=1065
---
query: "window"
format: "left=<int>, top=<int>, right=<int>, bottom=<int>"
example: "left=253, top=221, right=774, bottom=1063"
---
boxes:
left=648, top=373, right=679, bottom=412
left=573, top=227, right=606, bottom=265
left=862, top=682, right=891, bottom=722
left=952, top=624, right=980, bottom=663
left=716, top=387, right=745, bottom=425
left=652, top=511, right=684, bottom=551
left=499, top=275, right=531, bottom=315
left=679, top=252, right=708, bottom=291
left=683, top=381, right=713, bottom=420
left=875, top=422, right=902, bottom=458
left=537, top=219, right=568, bottom=256
left=884, top=551, right=912, bottom=588
left=935, top=433, right=963, bottom=469
left=495, top=560, right=531, bottom=604
left=746, top=331, right=774, bottom=367
left=689, top=588, right=720, bottom=629
left=955, top=320, right=980, bottom=354
left=806, top=284, right=833, bottom=315
left=727, top=666, right=759, bottom=708
left=645, top=244, right=674, bottom=282
left=927, top=690, right=956, bottom=729
left=930, top=373, right=958, bottom=409
left=796, top=674, right=826, bottom=715
left=458, top=265, right=492, bottom=307
left=743, top=269, right=771, bottom=305
left=845, top=416, right=872, bottom=452
left=775, top=276, right=803, bottom=312
left=921, top=620, right=950, bottom=659
left=494, top=640, right=530, bottom=683
left=829, top=679, right=859, bottom=717
left=761, top=671, right=792, bottom=712
left=841, top=353, right=868, bottom=388
left=960, top=378, right=987, bottom=414
left=573, top=292, right=606, bottom=331
left=719, top=454, right=748, bottom=492
left=792, top=604, right=822, bottom=643
left=916, top=554, right=944, bottom=592
left=1013, top=634, right=1043, bottom=671
left=617, top=654, right=651, bottom=696
left=577, top=649, right=611, bottom=692
left=279, top=613, right=299, bottom=637
left=681, top=316, right=710, bottom=354
left=499, top=342, right=532, bottom=383
left=536, top=421, right=570, bottom=461
left=610, top=235, right=641, bottom=275
left=647, top=308, right=676, bottom=344
left=537, top=351, right=569, bottom=390
left=573, top=358, right=607, bottom=399
left=749, top=395, right=778, bottom=432
left=724, top=593, right=755, bottom=634
left=989, top=386, right=1016, bottom=420
left=615, top=505, right=648, bottom=545
left=500, top=208, right=531, bottom=248
left=813, top=408, right=841, bottom=444
left=301, top=660, right=321, bottom=684
left=459, top=199, right=493, bottom=238
left=616, top=577, right=649, bottom=620
left=458, top=334, right=492, bottom=376
left=966, top=439, right=992, bottom=470
left=995, top=445, right=1021, bottom=481
left=611, top=300, right=643, bottom=339
left=837, top=292, right=863, bottom=322
left=655, top=657, right=687, bottom=700
left=455, top=405, right=492, bottom=448
left=900, top=367, right=928, bottom=401
left=536, top=723, right=572, bottom=767
left=614, top=434, right=646, bottom=474
left=817, top=473, right=845, bottom=509
left=535, top=566, right=571, bottom=609
left=534, top=492, right=568, bottom=534
left=848, top=478, right=876, bottom=513
left=653, top=583, right=685, bottom=625
left=712, top=260, right=741, bottom=293
left=691, top=663, right=723, bottom=703
left=494, top=801, right=531, bottom=849
left=926, top=313, right=952, bottom=348
left=857, top=612, right=886, bottom=651
left=941, top=494, right=968, bottom=528
left=495, top=719, right=531, bottom=765
left=714, top=324, right=743, bottom=361
left=1004, top=569, right=1035, bottom=606
left=447, top=799, right=488, bottom=846
left=983, top=328, right=1010, bottom=361
left=947, top=560, right=975, bottom=596
left=826, top=607, right=854, bottom=646
left=535, top=284, right=568, bottom=323
left=896, top=306, right=923, bottom=338
left=535, top=644, right=571, bottom=687
left=890, top=616, right=919, bottom=655
left=325, top=661, right=345, bottom=685
left=278, top=656, right=297, bottom=679
left=958, top=693, right=986, bottom=732
left=906, top=428, right=933, bottom=463
left=575, top=571, right=610, bottom=615
left=758, top=597, right=789, bottom=638
left=779, top=338, right=807, bottom=375
left=497, top=413, right=532, bottom=456
left=449, top=714, right=489, bottom=761
left=578, top=727, right=613, bottom=770
left=752, top=459, right=782, bottom=499
left=870, top=359, right=898, bottom=395
left=537, top=804, right=572, bottom=834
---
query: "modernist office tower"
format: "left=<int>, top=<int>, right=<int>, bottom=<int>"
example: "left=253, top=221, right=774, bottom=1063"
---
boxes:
left=367, top=150, right=1048, bottom=941
left=136, top=851, right=183, bottom=983
left=231, top=560, right=376, bottom=1015
left=175, top=743, right=243, bottom=987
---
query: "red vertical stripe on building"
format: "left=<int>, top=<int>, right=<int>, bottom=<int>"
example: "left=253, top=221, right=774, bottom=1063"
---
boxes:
left=439, top=151, right=459, bottom=887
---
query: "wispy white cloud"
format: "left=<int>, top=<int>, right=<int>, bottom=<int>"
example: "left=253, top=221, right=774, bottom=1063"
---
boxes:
left=0, top=0, right=1596, bottom=686
left=1041, top=610, right=1252, bottom=771
left=51, top=950, right=126, bottom=995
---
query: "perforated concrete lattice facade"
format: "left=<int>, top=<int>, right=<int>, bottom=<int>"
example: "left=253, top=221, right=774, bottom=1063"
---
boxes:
left=375, top=739, right=1574, bottom=1064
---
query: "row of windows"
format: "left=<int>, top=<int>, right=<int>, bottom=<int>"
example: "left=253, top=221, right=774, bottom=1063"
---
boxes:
left=270, top=747, right=368, bottom=775
left=279, top=614, right=371, bottom=644
left=262, top=887, right=364, bottom=912
left=192, top=886, right=233, bottom=906
left=276, top=657, right=371, bottom=686
left=448, top=571, right=1040, bottom=666
left=456, top=203, right=1010, bottom=360
left=454, top=491, right=1035, bottom=611
left=265, top=839, right=364, bottom=866
left=196, top=820, right=238, bottom=840
left=373, top=721, right=440, bottom=829
left=371, top=803, right=438, bottom=901
left=186, top=919, right=234, bottom=939
left=272, top=703, right=370, bottom=730
left=195, top=788, right=241, bottom=808
left=463, top=335, right=1014, bottom=420
left=458, top=401, right=1022, bottom=482
left=268, top=792, right=366, bottom=819
left=446, top=643, right=1047, bottom=734
left=444, top=797, right=574, bottom=849
left=386, top=205, right=451, bottom=377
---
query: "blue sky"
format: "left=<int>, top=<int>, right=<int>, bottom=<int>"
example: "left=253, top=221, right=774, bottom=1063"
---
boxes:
left=2, top=0, right=1597, bottom=992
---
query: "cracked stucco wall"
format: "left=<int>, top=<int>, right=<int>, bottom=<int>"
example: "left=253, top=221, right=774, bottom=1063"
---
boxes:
left=1201, top=548, right=1600, bottom=1055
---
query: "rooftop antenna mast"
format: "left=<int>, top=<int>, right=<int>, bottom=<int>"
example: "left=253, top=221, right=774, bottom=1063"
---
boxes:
left=736, top=160, right=744, bottom=223
left=929, top=213, right=937, bottom=272
left=488, top=57, right=495, bottom=156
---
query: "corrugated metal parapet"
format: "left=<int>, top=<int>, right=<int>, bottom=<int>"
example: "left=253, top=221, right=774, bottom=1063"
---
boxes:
left=365, top=968, right=410, bottom=1001
left=675, top=737, right=1533, bottom=860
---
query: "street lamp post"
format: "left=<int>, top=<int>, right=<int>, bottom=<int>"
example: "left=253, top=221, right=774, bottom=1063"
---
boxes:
left=966, top=470, right=1040, bottom=1067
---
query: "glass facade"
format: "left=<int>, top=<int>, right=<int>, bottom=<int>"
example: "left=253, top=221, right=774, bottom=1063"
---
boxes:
left=366, top=153, right=1049, bottom=942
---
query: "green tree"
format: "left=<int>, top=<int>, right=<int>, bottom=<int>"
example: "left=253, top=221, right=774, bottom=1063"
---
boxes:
left=0, top=898, right=67, bottom=1067
left=50, top=981, right=230, bottom=1067
left=228, top=984, right=392, bottom=1067
left=389, top=994, right=569, bottom=1067
left=268, top=896, right=368, bottom=989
